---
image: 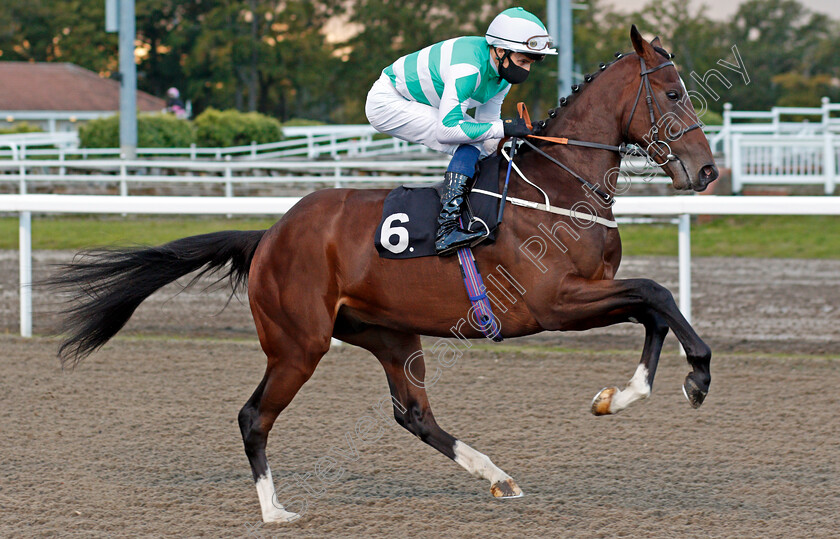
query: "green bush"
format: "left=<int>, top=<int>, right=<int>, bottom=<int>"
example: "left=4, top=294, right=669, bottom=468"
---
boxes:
left=79, top=113, right=194, bottom=148
left=194, top=108, right=282, bottom=147
left=700, top=109, right=723, bottom=126
left=0, top=122, right=43, bottom=135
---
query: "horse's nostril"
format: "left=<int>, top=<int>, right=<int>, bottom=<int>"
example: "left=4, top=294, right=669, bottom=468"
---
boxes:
left=700, top=164, right=719, bottom=182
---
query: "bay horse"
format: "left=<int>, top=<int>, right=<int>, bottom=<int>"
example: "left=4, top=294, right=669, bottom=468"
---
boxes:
left=49, top=27, right=718, bottom=523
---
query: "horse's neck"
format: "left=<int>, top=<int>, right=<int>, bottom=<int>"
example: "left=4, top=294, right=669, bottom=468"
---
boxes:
left=524, top=65, right=629, bottom=206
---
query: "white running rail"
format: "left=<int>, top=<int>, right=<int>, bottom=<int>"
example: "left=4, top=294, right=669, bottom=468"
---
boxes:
left=0, top=157, right=675, bottom=194
left=731, top=133, right=839, bottom=194
left=0, top=125, right=431, bottom=160
left=3, top=194, right=839, bottom=341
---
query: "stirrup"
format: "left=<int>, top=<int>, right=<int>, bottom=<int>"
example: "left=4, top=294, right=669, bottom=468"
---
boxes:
left=464, top=217, right=491, bottom=246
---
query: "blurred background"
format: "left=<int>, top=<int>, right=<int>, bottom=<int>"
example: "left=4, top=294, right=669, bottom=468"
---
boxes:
left=2, top=0, right=839, bottom=123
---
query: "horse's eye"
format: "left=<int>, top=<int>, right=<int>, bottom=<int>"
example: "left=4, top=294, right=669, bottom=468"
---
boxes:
left=666, top=90, right=680, bottom=101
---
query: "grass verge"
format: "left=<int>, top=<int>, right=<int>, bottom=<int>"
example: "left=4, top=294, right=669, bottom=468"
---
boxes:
left=0, top=214, right=837, bottom=258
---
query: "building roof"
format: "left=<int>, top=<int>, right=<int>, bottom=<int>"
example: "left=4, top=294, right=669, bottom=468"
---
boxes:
left=0, top=62, right=166, bottom=112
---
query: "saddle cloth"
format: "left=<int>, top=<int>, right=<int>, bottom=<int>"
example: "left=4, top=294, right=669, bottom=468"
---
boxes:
left=375, top=155, right=502, bottom=259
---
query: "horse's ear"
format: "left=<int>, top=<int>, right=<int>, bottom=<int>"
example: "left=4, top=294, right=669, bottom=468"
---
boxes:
left=630, top=24, right=654, bottom=60
left=651, top=36, right=663, bottom=48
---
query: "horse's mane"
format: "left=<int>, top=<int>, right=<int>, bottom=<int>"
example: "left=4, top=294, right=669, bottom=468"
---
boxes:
left=529, top=43, right=673, bottom=137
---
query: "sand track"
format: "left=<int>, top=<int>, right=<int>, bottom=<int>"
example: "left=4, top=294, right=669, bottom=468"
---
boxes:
left=0, top=252, right=838, bottom=537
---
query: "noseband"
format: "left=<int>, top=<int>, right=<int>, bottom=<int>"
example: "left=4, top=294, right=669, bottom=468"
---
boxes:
left=623, top=57, right=702, bottom=164
left=516, top=53, right=703, bottom=205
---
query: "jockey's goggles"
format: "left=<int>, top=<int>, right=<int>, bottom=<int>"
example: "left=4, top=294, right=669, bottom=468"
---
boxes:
left=486, top=33, right=554, bottom=52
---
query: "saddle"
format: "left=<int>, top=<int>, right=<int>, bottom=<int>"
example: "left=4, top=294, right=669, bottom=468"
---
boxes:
left=374, top=155, right=503, bottom=259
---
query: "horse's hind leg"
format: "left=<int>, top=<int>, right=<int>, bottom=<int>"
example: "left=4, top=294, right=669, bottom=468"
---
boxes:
left=591, top=310, right=669, bottom=415
left=238, top=334, right=329, bottom=522
left=338, top=326, right=523, bottom=499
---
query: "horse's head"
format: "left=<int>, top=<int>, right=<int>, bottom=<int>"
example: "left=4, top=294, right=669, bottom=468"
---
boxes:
left=623, top=25, right=718, bottom=191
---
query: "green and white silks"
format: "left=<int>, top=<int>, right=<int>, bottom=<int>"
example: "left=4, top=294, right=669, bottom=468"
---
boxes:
left=366, top=36, right=510, bottom=155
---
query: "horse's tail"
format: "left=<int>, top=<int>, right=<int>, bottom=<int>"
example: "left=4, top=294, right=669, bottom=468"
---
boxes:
left=46, top=229, right=267, bottom=367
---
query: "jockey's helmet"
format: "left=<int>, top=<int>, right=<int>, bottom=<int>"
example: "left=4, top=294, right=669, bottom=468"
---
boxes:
left=485, top=7, right=558, bottom=58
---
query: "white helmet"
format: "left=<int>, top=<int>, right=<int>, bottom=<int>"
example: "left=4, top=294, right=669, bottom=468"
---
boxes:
left=486, top=7, right=557, bottom=56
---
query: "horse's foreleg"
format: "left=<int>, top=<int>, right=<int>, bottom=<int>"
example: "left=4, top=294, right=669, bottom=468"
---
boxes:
left=591, top=310, right=669, bottom=415
left=339, top=326, right=522, bottom=499
left=547, top=276, right=711, bottom=409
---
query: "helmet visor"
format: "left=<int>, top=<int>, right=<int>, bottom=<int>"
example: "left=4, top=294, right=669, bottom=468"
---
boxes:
left=524, top=35, right=553, bottom=51
left=487, top=33, right=554, bottom=52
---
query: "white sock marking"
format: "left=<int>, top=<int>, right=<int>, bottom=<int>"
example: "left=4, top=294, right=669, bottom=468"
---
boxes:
left=255, top=467, right=301, bottom=523
left=610, top=364, right=651, bottom=412
left=453, top=440, right=510, bottom=484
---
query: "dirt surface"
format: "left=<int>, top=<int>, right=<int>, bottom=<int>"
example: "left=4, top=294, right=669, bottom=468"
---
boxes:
left=2, top=251, right=838, bottom=355
left=1, top=337, right=838, bottom=538
left=1, top=252, right=839, bottom=537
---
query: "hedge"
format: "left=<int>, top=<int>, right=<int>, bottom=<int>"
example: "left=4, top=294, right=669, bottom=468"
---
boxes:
left=79, top=113, right=194, bottom=148
left=193, top=108, right=282, bottom=147
left=0, top=122, right=43, bottom=135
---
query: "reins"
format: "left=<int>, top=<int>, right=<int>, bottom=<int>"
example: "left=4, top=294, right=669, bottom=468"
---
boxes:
left=496, top=52, right=700, bottom=221
left=623, top=57, right=702, bottom=162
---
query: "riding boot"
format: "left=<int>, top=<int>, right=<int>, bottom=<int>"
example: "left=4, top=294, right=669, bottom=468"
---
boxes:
left=435, top=171, right=485, bottom=256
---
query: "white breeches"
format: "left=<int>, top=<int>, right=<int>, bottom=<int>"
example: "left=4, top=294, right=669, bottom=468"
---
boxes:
left=365, top=73, right=499, bottom=158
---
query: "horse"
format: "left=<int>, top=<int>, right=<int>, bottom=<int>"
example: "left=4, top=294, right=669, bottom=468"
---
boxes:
left=48, top=26, right=718, bottom=523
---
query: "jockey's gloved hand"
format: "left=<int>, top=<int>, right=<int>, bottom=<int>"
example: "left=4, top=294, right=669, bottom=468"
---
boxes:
left=502, top=117, right=533, bottom=138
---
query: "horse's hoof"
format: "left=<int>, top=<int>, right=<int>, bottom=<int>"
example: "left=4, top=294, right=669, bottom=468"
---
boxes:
left=263, top=509, right=301, bottom=523
left=591, top=387, right=618, bottom=416
left=682, top=375, right=708, bottom=409
left=491, top=478, right=523, bottom=498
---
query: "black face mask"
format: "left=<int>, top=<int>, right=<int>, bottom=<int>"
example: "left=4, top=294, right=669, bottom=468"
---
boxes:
left=496, top=49, right=529, bottom=84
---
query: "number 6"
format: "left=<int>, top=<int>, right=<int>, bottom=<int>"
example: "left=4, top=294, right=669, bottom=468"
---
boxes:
left=380, top=213, right=410, bottom=254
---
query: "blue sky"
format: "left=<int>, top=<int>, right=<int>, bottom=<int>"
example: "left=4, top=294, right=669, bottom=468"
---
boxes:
left=603, top=0, right=840, bottom=20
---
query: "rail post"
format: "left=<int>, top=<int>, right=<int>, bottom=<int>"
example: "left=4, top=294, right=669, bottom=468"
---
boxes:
left=307, top=134, right=316, bottom=159
left=225, top=156, right=233, bottom=218
left=18, top=158, right=26, bottom=195
left=723, top=103, right=732, bottom=169
left=19, top=211, right=32, bottom=338
left=821, top=96, right=830, bottom=128
left=823, top=129, right=835, bottom=195
left=731, top=133, right=742, bottom=194
left=119, top=159, right=128, bottom=197
left=678, top=213, right=691, bottom=356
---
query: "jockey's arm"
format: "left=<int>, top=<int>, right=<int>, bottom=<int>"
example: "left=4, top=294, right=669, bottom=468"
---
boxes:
left=435, top=69, right=505, bottom=145
left=474, top=86, right=510, bottom=124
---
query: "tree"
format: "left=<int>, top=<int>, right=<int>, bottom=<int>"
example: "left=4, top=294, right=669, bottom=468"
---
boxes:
left=772, top=72, right=836, bottom=107
left=633, top=0, right=727, bottom=92
left=723, top=0, right=833, bottom=110
left=0, top=1, right=117, bottom=73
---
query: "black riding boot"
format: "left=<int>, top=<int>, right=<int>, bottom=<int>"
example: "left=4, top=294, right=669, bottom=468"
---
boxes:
left=435, top=171, right=485, bottom=256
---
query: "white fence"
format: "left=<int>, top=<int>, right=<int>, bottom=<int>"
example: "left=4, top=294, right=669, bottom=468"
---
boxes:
left=0, top=158, right=452, bottom=195
left=0, top=156, right=675, bottom=195
left=10, top=100, right=840, bottom=193
left=731, top=134, right=838, bottom=194
left=714, top=97, right=840, bottom=167
left=0, top=125, right=431, bottom=161
left=3, top=194, right=839, bottom=341
left=6, top=97, right=840, bottom=165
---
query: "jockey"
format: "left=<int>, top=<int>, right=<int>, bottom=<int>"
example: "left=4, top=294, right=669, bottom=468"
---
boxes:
left=365, top=7, right=556, bottom=256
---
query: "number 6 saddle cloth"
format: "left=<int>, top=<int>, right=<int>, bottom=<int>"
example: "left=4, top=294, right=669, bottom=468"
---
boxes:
left=374, top=155, right=502, bottom=259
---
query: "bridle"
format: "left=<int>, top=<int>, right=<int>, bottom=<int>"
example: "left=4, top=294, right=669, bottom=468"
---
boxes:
left=623, top=55, right=702, bottom=164
left=512, top=52, right=703, bottom=205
